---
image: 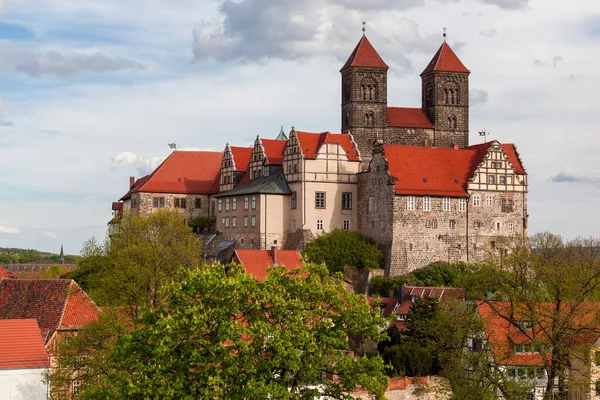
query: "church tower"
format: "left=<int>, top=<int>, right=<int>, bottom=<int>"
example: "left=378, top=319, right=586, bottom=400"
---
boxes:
left=340, top=34, right=389, bottom=163
left=421, top=41, right=470, bottom=148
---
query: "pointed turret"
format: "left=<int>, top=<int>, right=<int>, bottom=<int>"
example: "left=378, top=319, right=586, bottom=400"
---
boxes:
left=275, top=126, right=288, bottom=141
left=421, top=42, right=469, bottom=75
left=340, top=35, right=389, bottom=72
left=59, top=245, right=64, bottom=264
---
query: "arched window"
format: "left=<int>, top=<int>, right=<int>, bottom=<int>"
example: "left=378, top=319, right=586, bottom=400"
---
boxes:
left=444, top=82, right=459, bottom=105
left=365, top=112, right=375, bottom=126
left=448, top=115, right=457, bottom=129
left=360, top=77, right=377, bottom=101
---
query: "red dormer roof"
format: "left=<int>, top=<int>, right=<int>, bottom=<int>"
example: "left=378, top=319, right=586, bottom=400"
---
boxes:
left=421, top=42, right=470, bottom=75
left=341, top=35, right=389, bottom=72
left=0, top=319, right=50, bottom=369
left=0, top=279, right=99, bottom=344
left=120, top=151, right=223, bottom=200
left=111, top=202, right=123, bottom=211
left=233, top=249, right=303, bottom=281
left=387, top=108, right=434, bottom=129
left=261, top=139, right=286, bottom=165
left=230, top=146, right=253, bottom=172
left=295, top=130, right=360, bottom=161
left=383, top=144, right=479, bottom=197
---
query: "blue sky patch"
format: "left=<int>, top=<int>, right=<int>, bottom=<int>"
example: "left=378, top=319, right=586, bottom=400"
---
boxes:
left=0, top=22, right=35, bottom=40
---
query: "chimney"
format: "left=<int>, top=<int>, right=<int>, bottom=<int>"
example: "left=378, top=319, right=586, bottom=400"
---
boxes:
left=453, top=144, right=459, bottom=150
left=397, top=285, right=406, bottom=304
left=129, top=176, right=135, bottom=189
left=424, top=139, right=429, bottom=148
left=271, top=246, right=279, bottom=266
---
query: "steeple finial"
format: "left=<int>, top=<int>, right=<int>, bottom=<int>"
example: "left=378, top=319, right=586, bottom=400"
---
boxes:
left=362, top=21, right=366, bottom=34
left=443, top=27, right=447, bottom=42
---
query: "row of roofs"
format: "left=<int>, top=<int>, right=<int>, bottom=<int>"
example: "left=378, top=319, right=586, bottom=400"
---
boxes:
left=117, top=129, right=525, bottom=203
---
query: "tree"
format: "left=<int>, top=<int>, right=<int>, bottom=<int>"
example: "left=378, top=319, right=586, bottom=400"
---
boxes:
left=40, top=264, right=71, bottom=279
left=438, top=233, right=600, bottom=400
left=304, top=229, right=384, bottom=273
left=80, top=263, right=389, bottom=399
left=70, top=209, right=204, bottom=318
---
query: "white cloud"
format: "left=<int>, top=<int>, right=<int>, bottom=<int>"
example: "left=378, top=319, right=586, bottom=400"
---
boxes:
left=0, top=225, right=20, bottom=234
left=110, top=152, right=166, bottom=176
left=17, top=51, right=144, bottom=77
left=551, top=168, right=600, bottom=187
left=470, top=89, right=489, bottom=105
left=43, top=230, right=58, bottom=239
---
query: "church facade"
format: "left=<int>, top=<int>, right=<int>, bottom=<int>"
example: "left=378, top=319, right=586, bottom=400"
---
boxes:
left=113, top=34, right=528, bottom=276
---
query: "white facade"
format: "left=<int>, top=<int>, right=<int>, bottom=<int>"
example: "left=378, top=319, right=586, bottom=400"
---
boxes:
left=0, top=367, right=48, bottom=400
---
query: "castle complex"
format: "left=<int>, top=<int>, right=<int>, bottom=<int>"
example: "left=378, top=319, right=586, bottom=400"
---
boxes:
left=112, top=34, right=528, bottom=276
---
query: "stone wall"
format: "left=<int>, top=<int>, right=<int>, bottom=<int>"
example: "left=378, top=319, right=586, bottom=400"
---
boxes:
left=133, top=192, right=211, bottom=219
left=353, top=377, right=451, bottom=400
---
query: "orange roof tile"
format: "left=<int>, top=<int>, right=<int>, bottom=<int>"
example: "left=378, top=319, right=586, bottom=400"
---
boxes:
left=0, top=319, right=50, bottom=369
left=383, top=144, right=477, bottom=197
left=467, top=142, right=526, bottom=175
left=261, top=139, right=286, bottom=165
left=230, top=146, right=253, bottom=172
left=0, top=266, right=10, bottom=280
left=341, top=35, right=389, bottom=72
left=233, top=249, right=303, bottom=281
left=421, top=42, right=470, bottom=75
left=387, top=107, right=434, bottom=129
left=0, top=280, right=99, bottom=344
left=295, top=130, right=360, bottom=161
left=120, top=151, right=223, bottom=199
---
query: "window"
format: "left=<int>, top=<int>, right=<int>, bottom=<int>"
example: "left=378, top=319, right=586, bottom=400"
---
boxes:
left=486, top=195, right=493, bottom=206
left=407, top=196, right=415, bottom=210
left=225, top=217, right=230, bottom=228
left=244, top=196, right=249, bottom=210
left=397, top=314, right=407, bottom=321
left=472, top=195, right=481, bottom=206
left=443, top=197, right=450, bottom=211
left=432, top=219, right=438, bottom=228
left=496, top=222, right=501, bottom=230
left=195, top=198, right=202, bottom=209
left=316, top=219, right=324, bottom=230
left=369, top=197, right=375, bottom=212
left=342, top=192, right=352, bottom=210
left=232, top=198, right=237, bottom=211
left=225, top=199, right=230, bottom=211
left=459, top=198, right=466, bottom=212
left=508, top=222, right=514, bottom=232
left=218, top=199, right=222, bottom=212
left=244, top=216, right=248, bottom=227
left=251, top=215, right=256, bottom=227
left=153, top=197, right=165, bottom=208
left=291, top=191, right=297, bottom=209
left=474, top=221, right=481, bottom=229
left=449, top=220, right=456, bottom=229
left=251, top=196, right=256, bottom=210
left=423, top=196, right=431, bottom=211
left=343, top=220, right=350, bottom=230
left=499, top=176, right=506, bottom=184
left=488, top=175, right=495, bottom=184
left=315, top=192, right=326, bottom=209
left=232, top=216, right=237, bottom=227
left=447, top=115, right=457, bottom=129
left=132, top=198, right=137, bottom=208
left=364, top=112, right=375, bottom=126
left=501, top=197, right=514, bottom=212
left=292, top=219, right=296, bottom=231
left=73, top=380, right=81, bottom=396
left=426, top=220, right=431, bottom=228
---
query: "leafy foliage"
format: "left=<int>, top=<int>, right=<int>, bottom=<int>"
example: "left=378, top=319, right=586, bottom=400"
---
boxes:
left=304, top=229, right=384, bottom=273
left=187, top=215, right=216, bottom=233
left=40, top=264, right=71, bottom=279
left=0, top=247, right=79, bottom=264
left=78, top=263, right=388, bottom=399
left=70, top=209, right=204, bottom=317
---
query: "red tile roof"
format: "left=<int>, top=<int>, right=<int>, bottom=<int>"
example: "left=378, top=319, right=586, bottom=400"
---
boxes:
left=382, top=141, right=525, bottom=197
left=295, top=130, right=360, bottom=161
left=0, top=319, right=50, bottom=369
left=233, top=249, right=304, bottom=281
left=111, top=202, right=123, bottom=211
left=0, top=266, right=10, bottom=280
left=0, top=280, right=99, bottom=344
left=341, top=35, right=389, bottom=72
left=230, top=146, right=253, bottom=172
left=387, top=107, right=434, bottom=129
left=120, top=151, right=223, bottom=200
left=261, top=139, right=286, bottom=165
left=421, top=42, right=470, bottom=75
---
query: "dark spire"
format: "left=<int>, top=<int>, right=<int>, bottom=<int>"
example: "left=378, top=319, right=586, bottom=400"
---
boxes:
left=59, top=245, right=64, bottom=264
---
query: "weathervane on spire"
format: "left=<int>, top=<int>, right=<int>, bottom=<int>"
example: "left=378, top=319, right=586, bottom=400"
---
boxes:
left=443, top=27, right=447, bottom=41
left=362, top=21, right=366, bottom=34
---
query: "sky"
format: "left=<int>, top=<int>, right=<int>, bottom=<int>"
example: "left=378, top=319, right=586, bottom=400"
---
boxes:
left=0, top=0, right=598, bottom=255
